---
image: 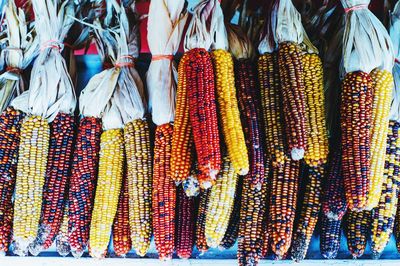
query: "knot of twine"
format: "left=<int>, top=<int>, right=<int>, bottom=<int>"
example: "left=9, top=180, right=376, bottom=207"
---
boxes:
left=344, top=4, right=368, bottom=13
left=115, top=55, right=135, bottom=68
left=40, top=40, right=64, bottom=53
left=151, top=54, right=174, bottom=61
left=6, top=66, right=22, bottom=75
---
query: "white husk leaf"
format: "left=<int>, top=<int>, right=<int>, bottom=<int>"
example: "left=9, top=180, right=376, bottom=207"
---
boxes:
left=147, top=0, right=187, bottom=125
left=341, top=0, right=394, bottom=74
left=275, top=0, right=304, bottom=44
left=258, top=5, right=278, bottom=54
left=389, top=2, right=400, bottom=122
left=2, top=1, right=39, bottom=113
left=26, top=0, right=76, bottom=122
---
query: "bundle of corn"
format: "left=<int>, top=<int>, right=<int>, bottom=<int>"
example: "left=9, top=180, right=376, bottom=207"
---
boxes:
left=345, top=210, right=371, bottom=258
left=340, top=0, right=394, bottom=211
left=11, top=0, right=75, bottom=256
left=147, top=0, right=187, bottom=260
left=56, top=202, right=70, bottom=257
left=196, top=189, right=210, bottom=253
left=0, top=1, right=38, bottom=255
left=175, top=184, right=195, bottom=259
left=181, top=0, right=222, bottom=188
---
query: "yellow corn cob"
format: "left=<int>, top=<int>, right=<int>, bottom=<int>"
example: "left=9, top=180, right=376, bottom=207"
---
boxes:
left=366, top=69, right=394, bottom=210
left=124, top=119, right=152, bottom=256
left=205, top=154, right=237, bottom=247
left=89, top=129, right=124, bottom=258
left=212, top=49, right=249, bottom=176
left=13, top=116, right=50, bottom=255
left=302, top=53, right=329, bottom=167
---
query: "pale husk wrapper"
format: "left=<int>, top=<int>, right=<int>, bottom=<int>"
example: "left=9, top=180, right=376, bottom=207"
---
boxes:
left=275, top=0, right=304, bottom=44
left=389, top=2, right=400, bottom=122
left=227, top=24, right=254, bottom=60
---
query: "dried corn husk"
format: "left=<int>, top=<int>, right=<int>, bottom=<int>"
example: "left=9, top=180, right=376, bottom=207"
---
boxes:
left=390, top=2, right=400, bottom=122
left=146, top=0, right=187, bottom=126
left=227, top=24, right=254, bottom=60
left=274, top=0, right=304, bottom=44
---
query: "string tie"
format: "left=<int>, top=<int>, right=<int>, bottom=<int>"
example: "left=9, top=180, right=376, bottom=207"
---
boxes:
left=6, top=66, right=22, bottom=75
left=344, top=4, right=368, bottom=13
left=40, top=40, right=63, bottom=52
left=152, top=54, right=174, bottom=61
left=115, top=55, right=135, bottom=68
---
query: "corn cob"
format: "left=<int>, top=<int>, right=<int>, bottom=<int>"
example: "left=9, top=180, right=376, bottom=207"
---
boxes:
left=113, top=173, right=132, bottom=257
left=302, top=53, right=329, bottom=167
left=237, top=165, right=269, bottom=266
left=153, top=123, right=175, bottom=260
left=124, top=119, right=152, bottom=256
left=278, top=42, right=307, bottom=160
left=258, top=53, right=286, bottom=167
left=68, top=117, right=102, bottom=257
left=219, top=176, right=243, bottom=250
left=171, top=53, right=193, bottom=183
left=13, top=116, right=50, bottom=254
left=212, top=49, right=248, bottom=176
left=322, top=150, right=347, bottom=220
left=0, top=107, right=24, bottom=255
left=320, top=215, right=342, bottom=259
left=371, top=121, right=400, bottom=258
left=345, top=210, right=371, bottom=258
left=89, top=129, right=124, bottom=258
left=56, top=201, right=70, bottom=257
left=269, top=159, right=301, bottom=258
left=196, top=188, right=210, bottom=253
left=205, top=154, right=237, bottom=247
left=366, top=69, right=394, bottom=210
left=176, top=184, right=195, bottom=259
left=32, top=113, right=75, bottom=253
left=186, top=48, right=221, bottom=187
left=341, top=72, right=374, bottom=211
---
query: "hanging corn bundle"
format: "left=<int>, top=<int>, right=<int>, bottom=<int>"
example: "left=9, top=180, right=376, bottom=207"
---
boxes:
left=56, top=202, right=70, bottom=257
left=147, top=0, right=187, bottom=260
left=11, top=0, right=75, bottom=256
left=340, top=0, right=394, bottom=211
left=0, top=1, right=38, bottom=255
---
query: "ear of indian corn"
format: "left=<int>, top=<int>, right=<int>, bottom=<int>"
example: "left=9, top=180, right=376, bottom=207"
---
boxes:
left=205, top=154, right=237, bottom=248
left=345, top=210, right=371, bottom=258
left=185, top=48, right=221, bottom=188
left=291, top=165, right=323, bottom=261
left=68, top=117, right=102, bottom=258
left=153, top=123, right=175, bottom=260
left=366, top=69, right=394, bottom=210
left=278, top=42, right=307, bottom=160
left=196, top=188, right=210, bottom=253
left=341, top=72, right=374, bottom=211
left=56, top=201, right=70, bottom=257
left=124, top=119, right=152, bottom=257
left=269, top=159, right=301, bottom=258
left=0, top=107, right=24, bottom=255
left=212, top=49, right=249, bottom=177
left=89, top=128, right=124, bottom=258
left=175, top=184, right=195, bottom=259
left=171, top=53, right=193, bottom=183
left=302, top=53, right=329, bottom=167
left=320, top=215, right=342, bottom=259
left=258, top=53, right=286, bottom=167
left=371, top=121, right=400, bottom=258
left=32, top=113, right=75, bottom=253
left=13, top=116, right=50, bottom=255
left=113, top=172, right=132, bottom=257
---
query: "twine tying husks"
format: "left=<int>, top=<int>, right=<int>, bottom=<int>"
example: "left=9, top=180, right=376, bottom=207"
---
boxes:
left=344, top=4, right=368, bottom=13
left=115, top=55, right=135, bottom=68
left=40, top=40, right=64, bottom=53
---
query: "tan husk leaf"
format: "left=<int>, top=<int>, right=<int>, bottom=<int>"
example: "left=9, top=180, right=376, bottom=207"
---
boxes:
left=227, top=24, right=254, bottom=60
left=389, top=1, right=400, bottom=122
left=274, top=0, right=304, bottom=44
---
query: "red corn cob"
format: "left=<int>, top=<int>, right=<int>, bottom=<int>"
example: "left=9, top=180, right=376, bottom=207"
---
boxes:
left=196, top=188, right=210, bottom=253
left=185, top=48, right=221, bottom=188
left=152, top=123, right=176, bottom=260
left=175, top=185, right=195, bottom=259
left=34, top=113, right=75, bottom=252
left=113, top=173, right=131, bottom=257
left=0, top=107, right=24, bottom=254
left=68, top=117, right=102, bottom=257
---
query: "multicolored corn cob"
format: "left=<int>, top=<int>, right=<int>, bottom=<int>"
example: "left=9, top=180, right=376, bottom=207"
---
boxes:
left=185, top=48, right=221, bottom=187
left=56, top=202, right=70, bottom=257
left=341, top=72, right=374, bottom=211
left=124, top=119, right=152, bottom=257
left=371, top=121, right=400, bottom=258
left=269, top=159, right=301, bottom=258
left=89, top=129, right=124, bottom=258
left=278, top=42, right=307, bottom=160
left=13, top=116, right=50, bottom=255
left=258, top=53, right=286, bottom=167
left=302, top=53, right=329, bottom=167
left=366, top=69, right=394, bottom=210
left=153, top=123, right=175, bottom=260
left=212, top=49, right=248, bottom=176
left=33, top=113, right=75, bottom=252
left=113, top=173, right=132, bottom=257
left=176, top=185, right=195, bottom=259
left=0, top=107, right=24, bottom=255
left=68, top=117, right=102, bottom=257
left=346, top=210, right=371, bottom=258
left=196, top=189, right=210, bottom=253
left=171, top=53, right=193, bottom=183
left=320, top=215, right=342, bottom=259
